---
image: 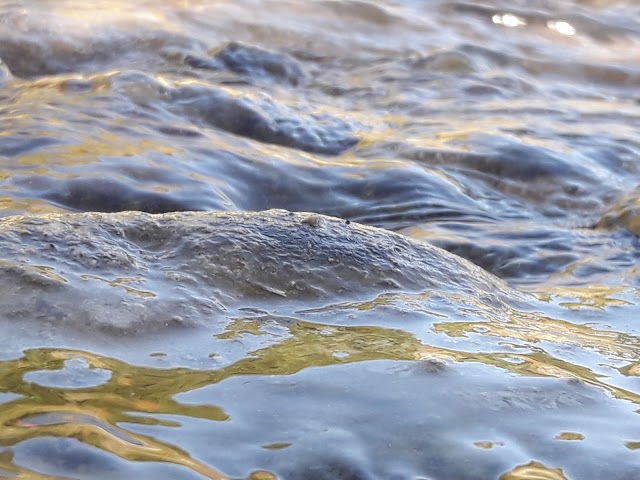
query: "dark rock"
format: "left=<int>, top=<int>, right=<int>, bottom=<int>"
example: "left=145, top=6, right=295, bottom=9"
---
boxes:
left=0, top=210, right=518, bottom=334
left=188, top=42, right=306, bottom=86
left=168, top=84, right=358, bottom=155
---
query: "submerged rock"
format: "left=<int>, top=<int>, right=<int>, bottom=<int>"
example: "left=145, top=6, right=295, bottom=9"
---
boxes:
left=186, top=42, right=307, bottom=86
left=167, top=84, right=358, bottom=155
left=0, top=209, right=515, bottom=334
left=92, top=70, right=358, bottom=155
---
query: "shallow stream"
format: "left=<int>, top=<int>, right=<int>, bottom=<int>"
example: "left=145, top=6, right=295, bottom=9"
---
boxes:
left=1, top=1, right=640, bottom=479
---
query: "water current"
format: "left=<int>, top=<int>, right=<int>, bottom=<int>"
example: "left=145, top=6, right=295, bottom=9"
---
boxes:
left=1, top=0, right=640, bottom=478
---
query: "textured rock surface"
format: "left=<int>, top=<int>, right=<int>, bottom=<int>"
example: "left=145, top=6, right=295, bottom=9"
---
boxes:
left=0, top=209, right=514, bottom=334
left=186, top=41, right=307, bottom=86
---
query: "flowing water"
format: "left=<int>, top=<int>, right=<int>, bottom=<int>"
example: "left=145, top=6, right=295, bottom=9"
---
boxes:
left=1, top=0, right=640, bottom=478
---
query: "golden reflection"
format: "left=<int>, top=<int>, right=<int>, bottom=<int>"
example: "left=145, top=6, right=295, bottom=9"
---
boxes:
left=534, top=285, right=629, bottom=309
left=0, top=321, right=422, bottom=477
left=435, top=129, right=475, bottom=143
left=474, top=440, right=504, bottom=449
left=218, top=317, right=419, bottom=374
left=0, top=196, right=67, bottom=215
left=246, top=471, right=278, bottom=480
left=434, top=307, right=638, bottom=363
left=261, top=442, right=291, bottom=450
left=215, top=317, right=274, bottom=339
left=80, top=274, right=156, bottom=298
left=500, top=461, right=567, bottom=480
left=16, top=132, right=181, bottom=167
left=555, top=432, right=585, bottom=441
left=298, top=290, right=448, bottom=318
left=229, top=298, right=640, bottom=405
left=0, top=261, right=67, bottom=286
left=619, top=362, right=640, bottom=376
left=415, top=345, right=640, bottom=405
left=0, top=304, right=640, bottom=480
left=0, top=349, right=228, bottom=479
left=0, top=309, right=638, bottom=476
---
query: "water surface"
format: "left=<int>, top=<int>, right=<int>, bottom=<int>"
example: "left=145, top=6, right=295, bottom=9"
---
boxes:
left=1, top=1, right=640, bottom=479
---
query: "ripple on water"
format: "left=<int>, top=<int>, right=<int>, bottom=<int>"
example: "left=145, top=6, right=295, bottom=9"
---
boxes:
left=0, top=72, right=495, bottom=224
left=1, top=338, right=639, bottom=480
left=401, top=219, right=640, bottom=288
left=1, top=0, right=640, bottom=478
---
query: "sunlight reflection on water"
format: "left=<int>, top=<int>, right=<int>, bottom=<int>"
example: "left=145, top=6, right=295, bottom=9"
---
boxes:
left=1, top=0, right=640, bottom=478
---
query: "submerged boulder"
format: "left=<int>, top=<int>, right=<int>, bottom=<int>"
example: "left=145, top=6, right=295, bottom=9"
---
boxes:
left=167, top=84, right=358, bottom=155
left=0, top=209, right=516, bottom=334
left=186, top=41, right=307, bottom=86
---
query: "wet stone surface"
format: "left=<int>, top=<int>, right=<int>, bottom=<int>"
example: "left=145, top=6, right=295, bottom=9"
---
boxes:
left=1, top=0, right=640, bottom=479
left=0, top=209, right=517, bottom=335
left=186, top=42, right=307, bottom=86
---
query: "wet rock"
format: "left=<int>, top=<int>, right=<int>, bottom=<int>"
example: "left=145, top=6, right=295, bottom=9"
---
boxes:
left=0, top=210, right=517, bottom=334
left=187, top=42, right=306, bottom=86
left=5, top=69, right=357, bottom=156
left=167, top=84, right=358, bottom=155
